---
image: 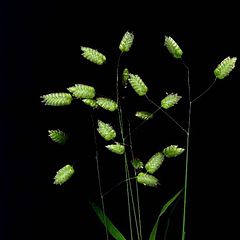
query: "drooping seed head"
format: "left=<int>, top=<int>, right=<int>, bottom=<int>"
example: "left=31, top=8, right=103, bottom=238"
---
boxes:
left=214, top=56, right=237, bottom=79
left=119, top=31, right=134, bottom=53
left=145, top=152, right=164, bottom=174
left=48, top=129, right=68, bottom=144
left=136, top=172, right=159, bottom=187
left=97, top=120, right=116, bottom=141
left=81, top=46, right=106, bottom=65
left=41, top=93, right=73, bottom=106
left=164, top=36, right=183, bottom=59
left=163, top=145, right=185, bottom=158
left=54, top=164, right=74, bottom=185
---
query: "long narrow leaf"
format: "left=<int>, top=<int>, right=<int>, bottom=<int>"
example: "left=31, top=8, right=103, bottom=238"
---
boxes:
left=89, top=200, right=127, bottom=240
left=149, top=188, right=183, bottom=240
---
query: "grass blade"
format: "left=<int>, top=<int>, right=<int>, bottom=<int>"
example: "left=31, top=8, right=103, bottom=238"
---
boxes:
left=89, top=200, right=127, bottom=240
left=149, top=188, right=183, bottom=240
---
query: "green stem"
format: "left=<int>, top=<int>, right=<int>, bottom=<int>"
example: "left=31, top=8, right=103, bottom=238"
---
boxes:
left=128, top=120, right=142, bottom=240
left=116, top=53, right=134, bottom=240
left=91, top=113, right=109, bottom=240
left=181, top=60, right=190, bottom=240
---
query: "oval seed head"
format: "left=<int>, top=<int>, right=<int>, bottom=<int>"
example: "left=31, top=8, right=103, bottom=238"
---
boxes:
left=136, top=172, right=159, bottom=187
left=54, top=164, right=74, bottom=185
left=128, top=74, right=148, bottom=96
left=48, top=129, right=68, bottom=144
left=214, top=56, right=237, bottom=79
left=135, top=111, right=153, bottom=121
left=145, top=152, right=164, bottom=174
left=122, top=68, right=129, bottom=87
left=41, top=93, right=72, bottom=106
left=164, top=36, right=183, bottom=59
left=97, top=120, right=116, bottom=141
left=131, top=158, right=144, bottom=170
left=163, top=145, right=185, bottom=158
left=119, top=31, right=134, bottom=53
left=81, top=99, right=99, bottom=109
left=105, top=143, right=125, bottom=155
left=81, top=46, right=106, bottom=65
left=161, top=93, right=182, bottom=109
left=67, top=84, right=95, bottom=99
left=96, top=97, right=118, bottom=111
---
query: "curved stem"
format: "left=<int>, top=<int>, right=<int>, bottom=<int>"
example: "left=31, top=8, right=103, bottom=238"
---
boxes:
left=192, top=77, right=217, bottom=103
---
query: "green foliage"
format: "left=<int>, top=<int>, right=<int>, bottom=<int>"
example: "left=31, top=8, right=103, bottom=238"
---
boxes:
left=145, top=152, right=164, bottom=174
left=128, top=73, right=148, bottom=96
left=122, top=68, right=129, bottom=87
left=149, top=189, right=183, bottom=240
left=161, top=93, right=182, bottom=109
left=136, top=172, right=159, bottom=187
left=106, top=143, right=125, bottom=155
left=81, top=46, right=106, bottom=65
left=96, top=97, right=118, bottom=111
left=214, top=56, right=237, bottom=79
left=41, top=31, right=235, bottom=240
left=48, top=130, right=67, bottom=144
left=131, top=158, right=144, bottom=170
left=67, top=84, right=96, bottom=99
left=164, top=36, right=183, bottom=59
left=89, top=201, right=127, bottom=240
left=41, top=93, right=72, bottom=106
left=163, top=145, right=185, bottom=158
left=97, top=120, right=116, bottom=141
left=53, top=164, right=74, bottom=185
left=81, top=99, right=99, bottom=108
left=119, top=31, right=134, bottom=53
left=135, top=111, right=153, bottom=120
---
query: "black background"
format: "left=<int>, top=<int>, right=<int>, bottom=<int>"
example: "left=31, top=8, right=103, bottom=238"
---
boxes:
left=1, top=1, right=239, bottom=240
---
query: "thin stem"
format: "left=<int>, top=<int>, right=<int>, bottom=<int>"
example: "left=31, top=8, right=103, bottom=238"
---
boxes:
left=101, top=176, right=136, bottom=198
left=145, top=95, right=188, bottom=134
left=181, top=60, right=217, bottom=240
left=191, top=77, right=217, bottom=103
left=128, top=120, right=143, bottom=240
left=91, top=113, right=109, bottom=240
left=116, top=53, right=134, bottom=240
left=181, top=59, right=190, bottom=240
left=124, top=107, right=161, bottom=140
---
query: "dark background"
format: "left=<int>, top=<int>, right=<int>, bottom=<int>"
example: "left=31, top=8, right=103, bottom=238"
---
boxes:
left=1, top=1, right=239, bottom=240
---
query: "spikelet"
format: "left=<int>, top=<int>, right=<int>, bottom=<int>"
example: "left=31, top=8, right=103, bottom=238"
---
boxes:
left=81, top=46, right=106, bottom=65
left=135, top=111, right=153, bottom=120
left=128, top=74, right=148, bottom=96
left=163, top=145, right=185, bottom=158
left=96, top=97, right=118, bottom=111
left=106, top=143, right=125, bottom=155
left=164, top=36, right=183, bottom=59
left=136, top=172, right=159, bottom=187
left=161, top=93, right=182, bottom=109
left=54, top=164, right=74, bottom=185
left=131, top=158, right=144, bottom=170
left=214, top=56, right=237, bottom=79
left=97, top=120, right=116, bottom=141
left=48, top=130, right=67, bottom=144
left=41, top=93, right=72, bottom=106
left=82, top=99, right=99, bottom=109
left=122, top=68, right=129, bottom=87
left=145, top=152, right=164, bottom=174
left=119, top=31, right=134, bottom=53
left=67, top=84, right=95, bottom=99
